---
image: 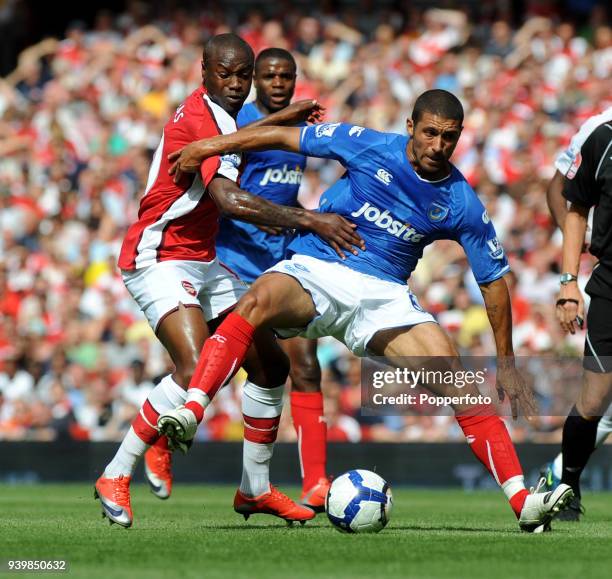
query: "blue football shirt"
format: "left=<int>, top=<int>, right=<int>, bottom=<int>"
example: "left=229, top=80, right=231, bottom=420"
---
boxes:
left=288, top=123, right=510, bottom=285
left=216, top=102, right=307, bottom=282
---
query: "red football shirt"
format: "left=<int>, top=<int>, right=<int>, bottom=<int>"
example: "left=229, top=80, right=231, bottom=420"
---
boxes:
left=118, top=87, right=241, bottom=270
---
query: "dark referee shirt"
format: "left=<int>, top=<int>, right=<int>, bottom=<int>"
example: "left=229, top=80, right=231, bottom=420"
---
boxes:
left=563, top=121, right=612, bottom=297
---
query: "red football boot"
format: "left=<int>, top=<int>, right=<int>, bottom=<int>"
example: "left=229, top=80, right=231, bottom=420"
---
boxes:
left=234, top=485, right=316, bottom=525
left=94, top=475, right=133, bottom=528
left=144, top=444, right=173, bottom=500
left=301, top=477, right=331, bottom=513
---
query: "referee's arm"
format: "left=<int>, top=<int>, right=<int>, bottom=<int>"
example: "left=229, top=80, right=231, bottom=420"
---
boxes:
left=557, top=202, right=588, bottom=334
left=546, top=170, right=568, bottom=229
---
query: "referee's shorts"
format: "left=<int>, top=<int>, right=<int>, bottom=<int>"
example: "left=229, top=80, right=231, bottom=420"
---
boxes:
left=584, top=295, right=612, bottom=373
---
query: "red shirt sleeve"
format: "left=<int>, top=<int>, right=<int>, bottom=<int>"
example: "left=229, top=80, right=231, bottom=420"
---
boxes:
left=194, top=110, right=224, bottom=188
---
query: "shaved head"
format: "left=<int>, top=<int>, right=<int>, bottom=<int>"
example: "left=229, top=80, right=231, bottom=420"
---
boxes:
left=203, top=33, right=254, bottom=69
left=201, top=33, right=254, bottom=116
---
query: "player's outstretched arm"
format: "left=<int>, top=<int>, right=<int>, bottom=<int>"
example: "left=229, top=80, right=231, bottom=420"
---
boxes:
left=207, top=176, right=365, bottom=259
left=244, top=99, right=325, bottom=129
left=479, top=276, right=538, bottom=419
left=168, top=126, right=301, bottom=183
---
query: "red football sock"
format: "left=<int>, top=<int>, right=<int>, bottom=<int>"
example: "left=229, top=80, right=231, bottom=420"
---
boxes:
left=243, top=415, right=281, bottom=444
left=132, top=400, right=161, bottom=445
left=291, top=391, right=327, bottom=492
left=185, top=312, right=255, bottom=422
left=456, top=405, right=528, bottom=517
left=508, top=488, right=530, bottom=517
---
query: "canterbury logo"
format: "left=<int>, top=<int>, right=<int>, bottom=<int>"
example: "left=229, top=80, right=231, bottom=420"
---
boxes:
left=349, top=125, right=365, bottom=137
left=375, top=168, right=393, bottom=185
left=210, top=334, right=227, bottom=343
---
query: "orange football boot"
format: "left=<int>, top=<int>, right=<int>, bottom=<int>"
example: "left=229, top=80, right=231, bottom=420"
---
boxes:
left=234, top=485, right=316, bottom=524
left=94, top=475, right=133, bottom=527
left=301, top=477, right=331, bottom=513
left=144, top=444, right=173, bottom=499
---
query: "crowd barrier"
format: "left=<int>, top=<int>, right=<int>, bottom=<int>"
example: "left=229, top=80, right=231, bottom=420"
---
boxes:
left=1, top=442, right=611, bottom=490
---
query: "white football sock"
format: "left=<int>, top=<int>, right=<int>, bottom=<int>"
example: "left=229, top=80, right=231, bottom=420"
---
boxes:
left=103, top=427, right=149, bottom=478
left=239, top=381, right=284, bottom=497
left=552, top=452, right=563, bottom=480
left=104, top=375, right=186, bottom=478
left=501, top=475, right=526, bottom=501
left=595, top=414, right=612, bottom=448
left=240, top=441, right=275, bottom=498
left=151, top=374, right=188, bottom=408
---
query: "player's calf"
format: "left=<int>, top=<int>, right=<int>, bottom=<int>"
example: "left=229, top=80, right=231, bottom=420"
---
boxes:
left=182, top=312, right=256, bottom=423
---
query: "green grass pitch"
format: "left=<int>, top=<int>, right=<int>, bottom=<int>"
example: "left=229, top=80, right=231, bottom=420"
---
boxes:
left=1, top=484, right=611, bottom=579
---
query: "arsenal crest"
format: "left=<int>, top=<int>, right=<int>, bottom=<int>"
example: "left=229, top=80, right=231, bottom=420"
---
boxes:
left=181, top=280, right=197, bottom=297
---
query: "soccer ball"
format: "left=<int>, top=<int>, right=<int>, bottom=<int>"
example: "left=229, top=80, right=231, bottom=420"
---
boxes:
left=325, top=469, right=393, bottom=533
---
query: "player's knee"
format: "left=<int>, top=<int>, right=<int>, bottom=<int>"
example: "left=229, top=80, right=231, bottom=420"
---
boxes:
left=236, top=290, right=273, bottom=327
left=290, top=357, right=321, bottom=392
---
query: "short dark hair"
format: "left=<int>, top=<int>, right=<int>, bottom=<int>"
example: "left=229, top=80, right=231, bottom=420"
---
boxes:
left=412, top=89, right=464, bottom=125
left=203, top=33, right=254, bottom=68
left=255, top=48, right=296, bottom=73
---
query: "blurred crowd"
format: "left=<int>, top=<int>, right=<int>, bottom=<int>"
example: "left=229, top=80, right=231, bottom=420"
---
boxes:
left=1, top=1, right=611, bottom=443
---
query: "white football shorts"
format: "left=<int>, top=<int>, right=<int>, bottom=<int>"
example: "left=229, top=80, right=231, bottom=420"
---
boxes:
left=266, top=254, right=436, bottom=356
left=122, top=259, right=247, bottom=333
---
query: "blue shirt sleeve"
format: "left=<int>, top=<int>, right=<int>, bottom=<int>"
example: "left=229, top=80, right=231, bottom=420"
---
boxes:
left=299, top=123, right=384, bottom=167
left=455, top=189, right=510, bottom=284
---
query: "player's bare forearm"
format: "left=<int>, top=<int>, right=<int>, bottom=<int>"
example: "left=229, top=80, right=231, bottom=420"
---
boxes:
left=479, top=276, right=515, bottom=361
left=561, top=203, right=589, bottom=275
left=168, top=127, right=302, bottom=182
left=243, top=100, right=325, bottom=129
left=246, top=114, right=290, bottom=130
left=202, top=125, right=300, bottom=153
left=546, top=171, right=568, bottom=229
left=208, top=176, right=314, bottom=229
left=208, top=177, right=364, bottom=259
left=481, top=275, right=538, bottom=418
